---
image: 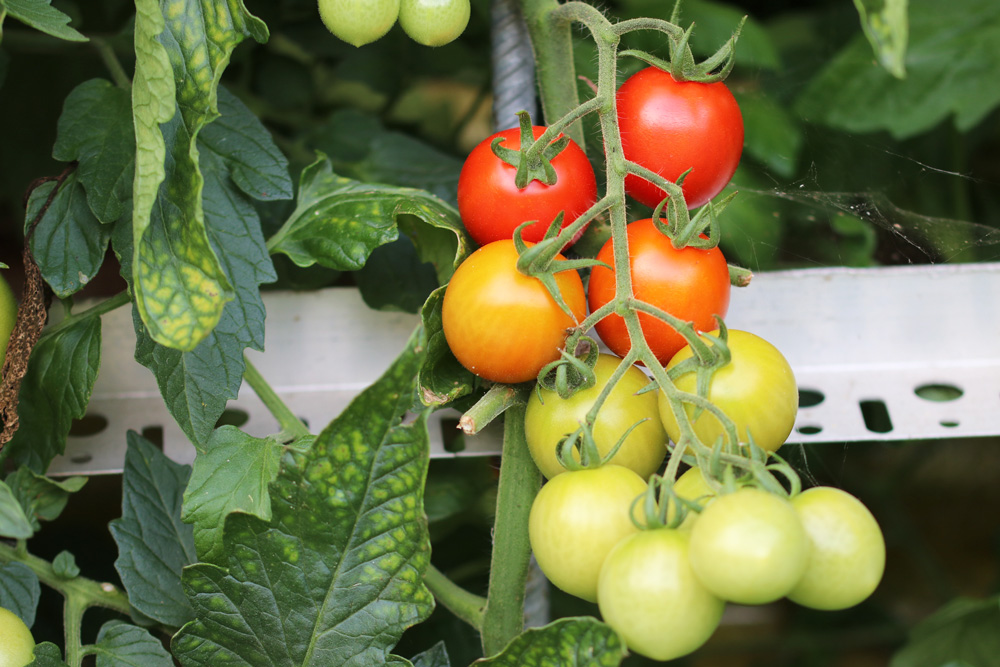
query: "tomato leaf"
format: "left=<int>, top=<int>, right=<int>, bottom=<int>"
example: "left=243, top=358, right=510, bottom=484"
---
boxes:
left=0, top=481, right=33, bottom=539
left=473, top=617, right=627, bottom=666
left=0, top=562, right=40, bottom=627
left=734, top=91, right=802, bottom=179
left=2, top=0, right=87, bottom=42
left=853, top=0, right=908, bottom=79
left=112, top=100, right=280, bottom=447
left=410, top=642, right=451, bottom=667
left=130, top=0, right=266, bottom=351
left=796, top=0, right=1000, bottom=138
left=171, top=336, right=434, bottom=665
left=415, top=286, right=476, bottom=408
left=52, top=79, right=136, bottom=224
left=5, top=467, right=86, bottom=531
left=180, top=426, right=289, bottom=565
left=25, top=177, right=110, bottom=299
left=51, top=551, right=79, bottom=580
left=269, top=157, right=471, bottom=285
left=0, top=316, right=100, bottom=473
left=890, top=596, right=1000, bottom=667
left=109, top=432, right=196, bottom=629
left=91, top=620, right=174, bottom=666
left=25, top=642, right=68, bottom=666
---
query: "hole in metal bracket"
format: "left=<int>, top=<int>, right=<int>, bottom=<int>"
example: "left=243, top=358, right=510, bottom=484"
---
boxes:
left=797, top=425, right=822, bottom=435
left=439, top=417, right=466, bottom=453
left=860, top=400, right=893, bottom=434
left=70, top=453, right=93, bottom=464
left=940, top=420, right=959, bottom=428
left=915, top=383, right=963, bottom=402
left=68, top=413, right=108, bottom=437
left=141, top=426, right=164, bottom=450
left=798, top=389, right=825, bottom=408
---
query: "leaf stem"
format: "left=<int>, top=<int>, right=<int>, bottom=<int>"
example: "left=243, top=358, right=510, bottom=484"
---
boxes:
left=40, top=291, right=131, bottom=342
left=91, top=36, right=131, bottom=89
left=242, top=355, right=310, bottom=440
left=459, top=384, right=529, bottom=435
left=480, top=404, right=540, bottom=656
left=423, top=563, right=486, bottom=630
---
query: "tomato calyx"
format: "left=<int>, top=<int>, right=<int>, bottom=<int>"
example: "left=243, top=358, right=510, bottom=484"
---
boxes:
left=536, top=331, right=600, bottom=400
left=490, top=111, right=573, bottom=189
left=618, top=10, right=745, bottom=83
left=635, top=473, right=705, bottom=530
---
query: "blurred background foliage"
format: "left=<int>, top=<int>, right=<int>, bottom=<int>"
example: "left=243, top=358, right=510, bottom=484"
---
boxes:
left=1, top=0, right=999, bottom=665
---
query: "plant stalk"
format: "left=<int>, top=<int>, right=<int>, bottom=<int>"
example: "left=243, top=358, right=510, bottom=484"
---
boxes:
left=423, top=563, right=487, bottom=630
left=242, top=355, right=311, bottom=440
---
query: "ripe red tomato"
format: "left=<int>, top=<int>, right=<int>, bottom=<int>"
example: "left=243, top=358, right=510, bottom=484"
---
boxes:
left=442, top=240, right=586, bottom=383
left=587, top=218, right=731, bottom=365
left=617, top=67, right=743, bottom=210
left=457, top=125, right=597, bottom=246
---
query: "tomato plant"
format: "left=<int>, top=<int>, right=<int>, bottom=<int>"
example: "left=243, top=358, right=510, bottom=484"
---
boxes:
left=0, top=273, right=15, bottom=367
left=442, top=239, right=586, bottom=383
left=598, top=528, right=725, bottom=661
left=456, top=125, right=597, bottom=246
left=658, top=329, right=798, bottom=452
left=524, top=353, right=666, bottom=480
left=528, top=465, right=647, bottom=602
left=617, top=66, right=743, bottom=210
left=0, top=607, right=35, bottom=667
left=587, top=217, right=731, bottom=364
left=398, top=0, right=471, bottom=47
left=688, top=487, right=809, bottom=605
left=789, top=487, right=886, bottom=610
left=317, top=0, right=400, bottom=47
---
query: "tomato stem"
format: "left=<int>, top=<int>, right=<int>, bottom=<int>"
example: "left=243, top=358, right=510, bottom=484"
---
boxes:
left=242, top=354, right=311, bottom=440
left=423, top=563, right=486, bottom=630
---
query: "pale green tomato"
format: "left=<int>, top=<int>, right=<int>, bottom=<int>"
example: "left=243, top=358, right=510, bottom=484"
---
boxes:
left=0, top=607, right=35, bottom=667
left=668, top=466, right=716, bottom=529
left=398, top=0, right=470, bottom=47
left=528, top=465, right=647, bottom=602
left=598, top=528, right=724, bottom=661
left=688, top=487, right=809, bottom=605
left=789, top=487, right=885, bottom=610
left=658, top=329, right=798, bottom=453
left=318, top=0, right=400, bottom=47
left=524, top=354, right=667, bottom=480
left=0, top=273, right=16, bottom=368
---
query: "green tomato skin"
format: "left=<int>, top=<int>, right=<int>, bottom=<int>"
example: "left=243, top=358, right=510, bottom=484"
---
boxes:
left=318, top=0, right=400, bottom=47
left=688, top=487, right=809, bottom=605
left=524, top=354, right=667, bottom=480
left=528, top=465, right=647, bottom=602
left=598, top=528, right=725, bottom=661
left=668, top=466, right=716, bottom=529
left=658, top=329, right=798, bottom=453
left=0, top=273, right=16, bottom=368
left=0, top=607, right=35, bottom=667
left=788, top=487, right=885, bottom=610
left=398, top=0, right=470, bottom=47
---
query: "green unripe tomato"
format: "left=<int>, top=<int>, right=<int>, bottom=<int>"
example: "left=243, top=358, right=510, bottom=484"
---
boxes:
left=0, top=607, right=35, bottom=667
left=0, top=273, right=17, bottom=368
left=598, top=528, right=725, bottom=661
left=667, top=466, right=716, bottom=529
left=398, top=0, right=470, bottom=47
left=528, top=465, right=647, bottom=602
left=788, top=487, right=885, bottom=610
left=688, top=487, right=809, bottom=605
left=318, top=0, right=400, bottom=47
left=525, top=354, right=667, bottom=480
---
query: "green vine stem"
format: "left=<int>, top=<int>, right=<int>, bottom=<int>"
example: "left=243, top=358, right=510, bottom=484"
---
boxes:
left=423, top=563, right=487, bottom=630
left=40, top=291, right=130, bottom=342
left=480, top=403, right=541, bottom=656
left=242, top=355, right=311, bottom=440
left=458, top=383, right=529, bottom=434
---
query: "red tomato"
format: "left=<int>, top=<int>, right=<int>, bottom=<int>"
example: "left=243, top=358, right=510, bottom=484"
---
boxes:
left=587, top=218, right=731, bottom=365
left=457, top=126, right=597, bottom=246
left=617, top=67, right=743, bottom=210
left=442, top=240, right=586, bottom=383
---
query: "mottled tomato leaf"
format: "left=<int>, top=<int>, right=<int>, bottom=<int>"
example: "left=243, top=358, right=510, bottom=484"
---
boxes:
left=474, top=617, right=627, bottom=666
left=130, top=0, right=266, bottom=351
left=172, top=337, right=434, bottom=666
left=91, top=620, right=174, bottom=667
left=181, top=426, right=286, bottom=565
left=0, top=562, right=40, bottom=627
left=269, top=157, right=471, bottom=285
left=416, top=286, right=476, bottom=408
left=6, top=466, right=87, bottom=531
left=52, top=78, right=135, bottom=224
left=25, top=177, right=110, bottom=298
left=797, top=0, right=1000, bottom=138
left=890, top=596, right=1000, bottom=667
left=1, top=316, right=101, bottom=473
left=2, top=0, right=87, bottom=42
left=109, top=432, right=196, bottom=628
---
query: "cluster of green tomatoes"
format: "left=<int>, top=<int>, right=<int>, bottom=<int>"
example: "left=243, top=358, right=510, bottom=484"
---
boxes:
left=440, top=66, right=887, bottom=661
left=318, top=0, right=471, bottom=48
